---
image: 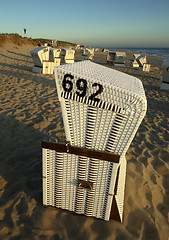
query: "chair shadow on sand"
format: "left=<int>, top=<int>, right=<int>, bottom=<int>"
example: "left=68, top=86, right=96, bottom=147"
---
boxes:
left=0, top=53, right=32, bottom=64
left=7, top=50, right=32, bottom=58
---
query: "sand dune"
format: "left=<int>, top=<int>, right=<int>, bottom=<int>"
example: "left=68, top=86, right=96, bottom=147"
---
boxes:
left=0, top=43, right=169, bottom=240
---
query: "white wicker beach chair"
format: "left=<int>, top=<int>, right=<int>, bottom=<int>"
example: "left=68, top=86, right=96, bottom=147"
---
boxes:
left=114, top=52, right=126, bottom=67
left=30, top=46, right=50, bottom=68
left=42, top=60, right=146, bottom=222
left=61, top=48, right=75, bottom=64
left=143, top=63, right=151, bottom=72
left=80, top=48, right=95, bottom=61
left=107, top=51, right=116, bottom=64
left=107, top=51, right=126, bottom=66
left=30, top=46, right=62, bottom=74
left=132, top=54, right=147, bottom=68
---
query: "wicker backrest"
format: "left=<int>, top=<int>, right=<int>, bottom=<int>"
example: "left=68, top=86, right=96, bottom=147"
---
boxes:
left=54, top=61, right=147, bottom=155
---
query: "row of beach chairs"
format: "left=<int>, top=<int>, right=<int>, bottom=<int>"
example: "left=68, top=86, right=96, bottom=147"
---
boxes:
left=131, top=53, right=169, bottom=89
left=30, top=46, right=95, bottom=74
left=106, top=51, right=169, bottom=89
left=107, top=51, right=151, bottom=72
left=30, top=46, right=150, bottom=74
left=30, top=46, right=75, bottom=74
left=30, top=46, right=169, bottom=90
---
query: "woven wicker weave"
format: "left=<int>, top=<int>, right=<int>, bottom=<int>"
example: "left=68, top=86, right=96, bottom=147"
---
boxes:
left=42, top=143, right=126, bottom=221
left=54, top=60, right=147, bottom=155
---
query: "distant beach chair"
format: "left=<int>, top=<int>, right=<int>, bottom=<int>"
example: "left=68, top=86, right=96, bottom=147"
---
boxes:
left=86, top=48, right=95, bottom=60
left=114, top=52, right=126, bottom=67
left=143, top=63, right=151, bottom=72
left=30, top=46, right=50, bottom=73
left=160, top=58, right=169, bottom=90
left=107, top=51, right=116, bottom=64
left=42, top=61, right=147, bottom=222
left=107, top=51, right=126, bottom=66
left=80, top=47, right=94, bottom=60
left=61, top=48, right=75, bottom=64
left=80, top=48, right=89, bottom=60
left=30, top=46, right=61, bottom=74
left=133, top=53, right=141, bottom=60
left=103, top=49, right=109, bottom=53
left=30, top=46, right=50, bottom=67
left=132, top=54, right=147, bottom=69
left=49, top=48, right=61, bottom=66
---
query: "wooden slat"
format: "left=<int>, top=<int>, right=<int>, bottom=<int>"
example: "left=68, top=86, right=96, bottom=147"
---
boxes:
left=42, top=141, right=120, bottom=163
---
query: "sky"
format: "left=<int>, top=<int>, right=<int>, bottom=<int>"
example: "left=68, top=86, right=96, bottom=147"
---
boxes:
left=0, top=0, right=169, bottom=48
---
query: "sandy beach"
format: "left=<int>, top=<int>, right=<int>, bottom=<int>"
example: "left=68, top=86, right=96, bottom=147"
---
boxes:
left=0, top=43, right=169, bottom=240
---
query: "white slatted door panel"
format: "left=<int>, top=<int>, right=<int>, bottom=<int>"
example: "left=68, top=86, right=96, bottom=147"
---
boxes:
left=42, top=148, right=119, bottom=220
left=55, top=153, right=78, bottom=211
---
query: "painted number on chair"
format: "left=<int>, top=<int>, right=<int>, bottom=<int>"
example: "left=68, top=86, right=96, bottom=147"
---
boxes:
left=62, top=74, right=103, bottom=102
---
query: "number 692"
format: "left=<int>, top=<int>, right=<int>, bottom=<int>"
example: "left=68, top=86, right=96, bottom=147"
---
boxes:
left=62, top=74, right=103, bottom=102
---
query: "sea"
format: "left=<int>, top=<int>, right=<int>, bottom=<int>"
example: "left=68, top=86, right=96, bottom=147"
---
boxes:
left=103, top=47, right=169, bottom=59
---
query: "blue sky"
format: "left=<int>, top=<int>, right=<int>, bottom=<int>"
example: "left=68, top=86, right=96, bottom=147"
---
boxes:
left=0, top=0, right=169, bottom=48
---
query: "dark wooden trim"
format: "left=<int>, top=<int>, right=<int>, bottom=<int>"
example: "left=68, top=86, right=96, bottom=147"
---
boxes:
left=34, top=65, right=43, bottom=68
left=42, top=141, right=120, bottom=163
left=42, top=141, right=67, bottom=153
left=109, top=166, right=121, bottom=222
left=43, top=60, right=54, bottom=63
left=162, top=81, right=169, bottom=84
